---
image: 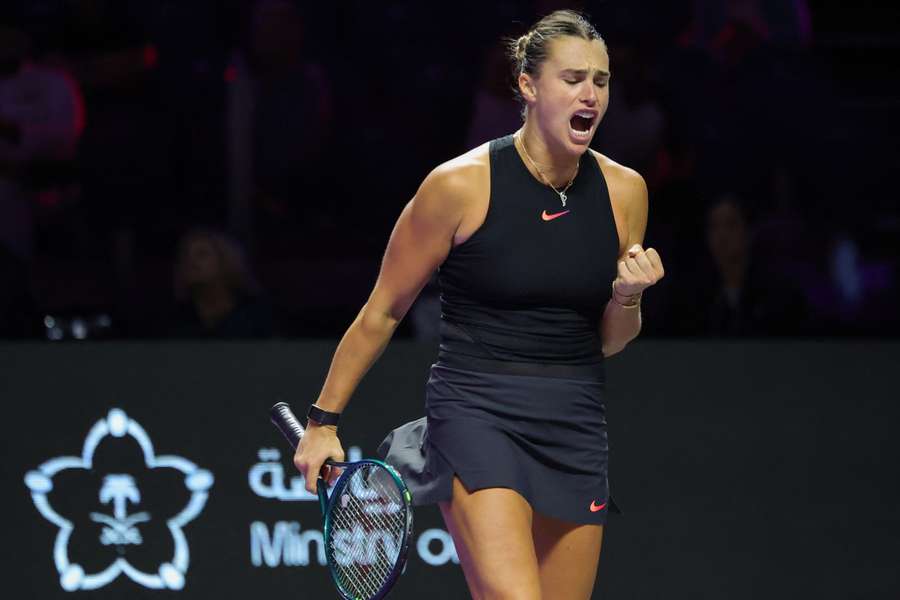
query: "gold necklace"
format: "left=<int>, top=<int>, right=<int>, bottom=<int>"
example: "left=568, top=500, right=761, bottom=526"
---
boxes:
left=516, top=132, right=579, bottom=207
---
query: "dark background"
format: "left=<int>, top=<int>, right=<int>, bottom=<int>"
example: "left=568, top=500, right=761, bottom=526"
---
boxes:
left=0, top=0, right=897, bottom=341
left=4, top=341, right=899, bottom=598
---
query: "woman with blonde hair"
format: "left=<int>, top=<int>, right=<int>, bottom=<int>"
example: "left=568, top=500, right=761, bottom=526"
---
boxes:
left=294, top=10, right=664, bottom=598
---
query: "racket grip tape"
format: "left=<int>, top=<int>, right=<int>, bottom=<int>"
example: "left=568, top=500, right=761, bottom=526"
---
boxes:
left=270, top=402, right=305, bottom=450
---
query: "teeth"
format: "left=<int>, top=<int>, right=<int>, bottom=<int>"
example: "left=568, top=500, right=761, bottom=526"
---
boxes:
left=575, top=111, right=596, bottom=119
left=569, top=125, right=591, bottom=139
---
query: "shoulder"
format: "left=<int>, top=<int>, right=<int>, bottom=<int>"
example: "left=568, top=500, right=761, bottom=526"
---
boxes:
left=413, top=142, right=491, bottom=217
left=589, top=150, right=649, bottom=248
left=422, top=142, right=490, bottom=195
left=588, top=150, right=647, bottom=202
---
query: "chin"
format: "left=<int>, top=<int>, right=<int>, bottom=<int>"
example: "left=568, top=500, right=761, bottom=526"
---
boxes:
left=562, top=135, right=593, bottom=156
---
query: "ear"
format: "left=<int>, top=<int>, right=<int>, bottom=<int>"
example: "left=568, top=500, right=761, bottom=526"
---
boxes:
left=518, top=73, right=537, bottom=102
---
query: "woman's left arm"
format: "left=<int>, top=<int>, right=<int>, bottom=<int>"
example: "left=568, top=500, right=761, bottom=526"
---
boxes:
left=601, top=170, right=665, bottom=357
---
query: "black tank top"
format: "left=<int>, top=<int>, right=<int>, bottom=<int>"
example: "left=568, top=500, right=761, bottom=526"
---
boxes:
left=437, top=135, right=620, bottom=379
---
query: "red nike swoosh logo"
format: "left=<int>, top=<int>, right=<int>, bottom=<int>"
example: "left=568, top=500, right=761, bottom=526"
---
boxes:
left=541, top=209, right=570, bottom=221
left=589, top=501, right=607, bottom=512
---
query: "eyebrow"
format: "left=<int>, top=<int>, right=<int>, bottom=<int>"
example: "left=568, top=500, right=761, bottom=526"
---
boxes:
left=561, top=68, right=610, bottom=78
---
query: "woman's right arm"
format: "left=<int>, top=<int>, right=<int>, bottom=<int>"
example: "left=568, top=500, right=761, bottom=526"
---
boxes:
left=294, top=165, right=470, bottom=492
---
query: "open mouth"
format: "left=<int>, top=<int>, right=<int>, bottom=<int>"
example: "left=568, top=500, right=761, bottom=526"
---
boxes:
left=569, top=110, right=597, bottom=140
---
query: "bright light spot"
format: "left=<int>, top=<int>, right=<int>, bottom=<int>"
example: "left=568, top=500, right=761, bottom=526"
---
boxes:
left=107, top=409, right=128, bottom=437
left=25, top=470, right=53, bottom=493
left=186, top=470, right=214, bottom=491
left=61, top=564, right=84, bottom=591
left=72, top=319, right=87, bottom=340
left=159, top=563, right=184, bottom=589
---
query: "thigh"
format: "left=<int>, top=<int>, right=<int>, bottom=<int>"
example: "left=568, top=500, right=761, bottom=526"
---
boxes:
left=439, top=477, right=542, bottom=600
left=532, top=511, right=604, bottom=600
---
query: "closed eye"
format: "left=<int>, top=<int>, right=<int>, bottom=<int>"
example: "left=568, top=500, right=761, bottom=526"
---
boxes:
left=564, top=77, right=608, bottom=87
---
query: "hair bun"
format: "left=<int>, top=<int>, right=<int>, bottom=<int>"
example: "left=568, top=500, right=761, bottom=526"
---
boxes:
left=515, top=34, right=529, bottom=63
left=506, top=10, right=602, bottom=112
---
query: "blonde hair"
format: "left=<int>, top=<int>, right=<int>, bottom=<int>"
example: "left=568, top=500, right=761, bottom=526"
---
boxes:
left=507, top=10, right=605, bottom=108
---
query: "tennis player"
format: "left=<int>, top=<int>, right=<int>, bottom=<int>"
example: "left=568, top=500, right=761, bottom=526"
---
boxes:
left=294, top=10, right=665, bottom=599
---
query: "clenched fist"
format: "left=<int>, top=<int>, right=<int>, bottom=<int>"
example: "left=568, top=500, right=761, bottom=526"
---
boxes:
left=613, top=244, right=665, bottom=300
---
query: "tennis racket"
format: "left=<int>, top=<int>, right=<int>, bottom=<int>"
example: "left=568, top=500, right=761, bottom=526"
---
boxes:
left=269, top=402, right=414, bottom=600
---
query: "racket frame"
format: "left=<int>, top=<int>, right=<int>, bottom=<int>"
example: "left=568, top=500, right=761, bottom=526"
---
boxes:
left=270, top=402, right=414, bottom=600
left=320, top=458, right=413, bottom=600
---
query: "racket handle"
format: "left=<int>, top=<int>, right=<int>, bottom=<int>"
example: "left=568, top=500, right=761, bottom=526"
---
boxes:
left=270, top=402, right=305, bottom=450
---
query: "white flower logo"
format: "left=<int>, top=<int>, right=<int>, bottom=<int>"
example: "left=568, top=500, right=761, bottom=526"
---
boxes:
left=24, top=408, right=214, bottom=591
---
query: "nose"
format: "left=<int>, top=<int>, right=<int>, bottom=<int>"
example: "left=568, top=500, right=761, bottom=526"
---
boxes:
left=580, top=81, right=597, bottom=106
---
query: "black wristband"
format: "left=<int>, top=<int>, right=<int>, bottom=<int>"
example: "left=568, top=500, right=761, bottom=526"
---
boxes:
left=307, top=404, right=340, bottom=427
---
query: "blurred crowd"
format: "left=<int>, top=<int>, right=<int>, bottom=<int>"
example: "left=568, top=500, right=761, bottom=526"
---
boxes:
left=0, top=0, right=896, bottom=341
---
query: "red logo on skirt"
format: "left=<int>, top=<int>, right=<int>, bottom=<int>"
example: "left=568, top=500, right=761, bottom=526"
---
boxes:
left=589, top=500, right=607, bottom=512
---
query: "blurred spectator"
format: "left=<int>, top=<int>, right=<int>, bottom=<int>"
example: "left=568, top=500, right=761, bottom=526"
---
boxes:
left=670, top=0, right=825, bottom=212
left=169, top=228, right=274, bottom=338
left=690, top=0, right=813, bottom=49
left=0, top=1, right=891, bottom=340
left=673, top=193, right=809, bottom=336
left=0, top=26, right=83, bottom=261
left=797, top=231, right=900, bottom=336
left=46, top=0, right=166, bottom=282
left=226, top=0, right=332, bottom=251
left=464, top=42, right=522, bottom=150
left=591, top=42, right=667, bottom=184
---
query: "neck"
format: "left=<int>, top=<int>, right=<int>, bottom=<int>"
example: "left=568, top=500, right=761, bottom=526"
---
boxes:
left=718, top=256, right=747, bottom=289
left=191, top=283, right=237, bottom=327
left=517, top=122, right=580, bottom=189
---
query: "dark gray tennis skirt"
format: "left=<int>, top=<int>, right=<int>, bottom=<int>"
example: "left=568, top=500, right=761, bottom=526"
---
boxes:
left=377, top=361, right=622, bottom=525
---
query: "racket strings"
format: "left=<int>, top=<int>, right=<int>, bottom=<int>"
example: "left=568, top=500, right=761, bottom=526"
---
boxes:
left=327, top=464, right=408, bottom=598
